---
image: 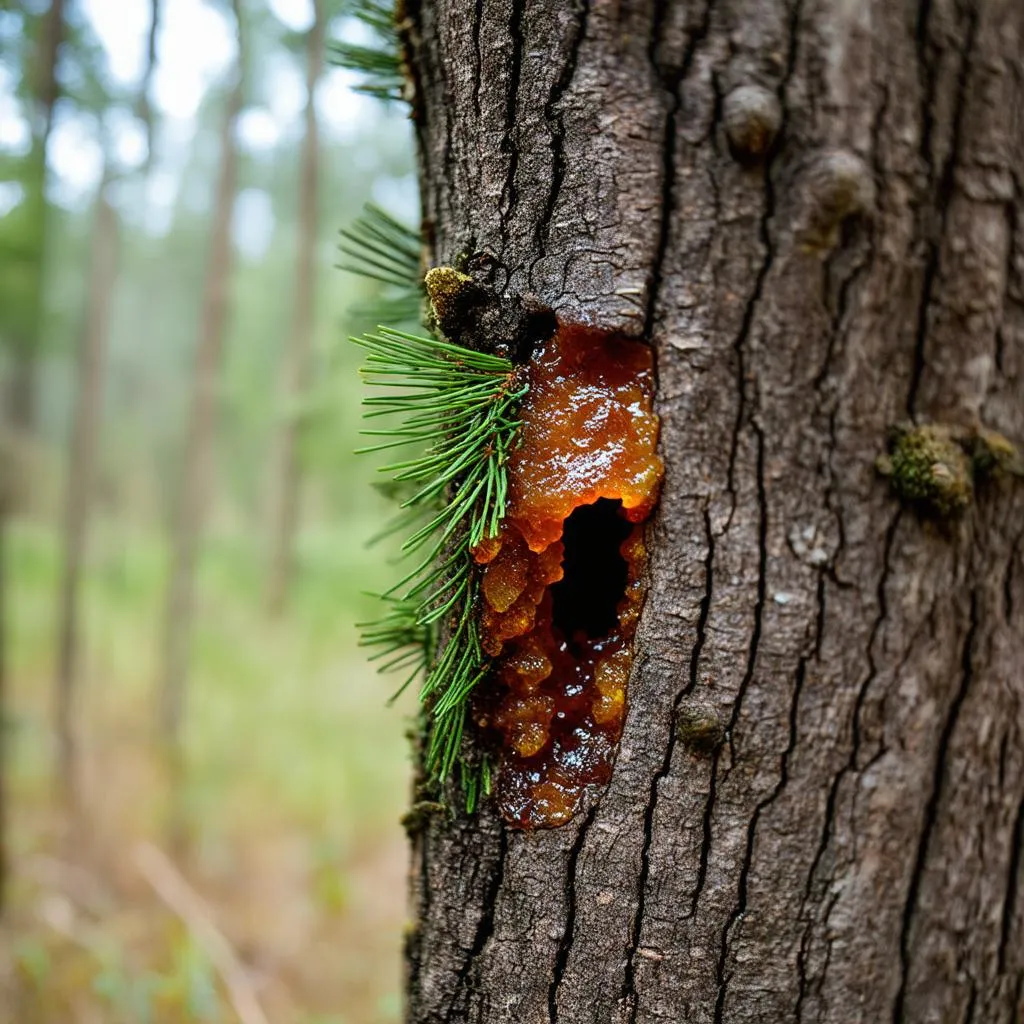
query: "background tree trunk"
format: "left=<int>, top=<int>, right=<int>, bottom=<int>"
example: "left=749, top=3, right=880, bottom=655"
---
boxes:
left=137, top=0, right=160, bottom=177
left=401, top=1, right=1024, bottom=1021
left=53, top=166, right=120, bottom=822
left=54, top=0, right=158, bottom=834
left=265, top=0, right=324, bottom=615
left=0, top=0, right=65, bottom=917
left=6, top=0, right=65, bottom=435
left=158, top=0, right=245, bottom=835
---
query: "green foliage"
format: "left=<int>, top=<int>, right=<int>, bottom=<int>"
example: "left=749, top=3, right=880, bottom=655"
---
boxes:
left=358, top=593, right=433, bottom=691
left=331, top=0, right=405, bottom=103
left=338, top=203, right=423, bottom=326
left=352, top=327, right=526, bottom=784
left=14, top=938, right=52, bottom=988
left=88, top=930, right=219, bottom=1023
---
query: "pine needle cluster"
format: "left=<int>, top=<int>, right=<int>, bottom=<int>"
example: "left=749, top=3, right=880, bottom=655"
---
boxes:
left=331, top=0, right=405, bottom=102
left=352, top=327, right=526, bottom=786
left=338, top=204, right=423, bottom=326
left=335, top=0, right=515, bottom=805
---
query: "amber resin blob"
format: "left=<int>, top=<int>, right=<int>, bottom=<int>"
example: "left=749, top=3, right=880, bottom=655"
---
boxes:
left=472, top=324, right=663, bottom=828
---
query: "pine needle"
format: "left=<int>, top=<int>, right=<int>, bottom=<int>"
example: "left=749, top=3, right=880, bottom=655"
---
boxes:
left=331, top=0, right=405, bottom=102
left=353, top=325, right=526, bottom=787
left=339, top=204, right=423, bottom=326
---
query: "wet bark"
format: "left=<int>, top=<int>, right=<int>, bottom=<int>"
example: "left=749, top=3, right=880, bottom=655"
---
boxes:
left=265, top=0, right=324, bottom=614
left=402, top=1, right=1024, bottom=1022
left=158, top=0, right=244, bottom=828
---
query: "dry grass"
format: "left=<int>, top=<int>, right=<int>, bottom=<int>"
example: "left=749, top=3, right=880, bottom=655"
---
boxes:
left=2, top=515, right=413, bottom=1023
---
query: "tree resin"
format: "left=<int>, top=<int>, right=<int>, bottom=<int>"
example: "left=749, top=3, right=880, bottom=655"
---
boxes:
left=472, top=324, right=663, bottom=827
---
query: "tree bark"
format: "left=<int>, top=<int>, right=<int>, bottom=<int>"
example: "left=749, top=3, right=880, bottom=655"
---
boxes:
left=265, top=0, right=324, bottom=615
left=138, top=0, right=161, bottom=176
left=158, top=0, right=245, bottom=820
left=53, top=168, right=120, bottom=820
left=0, top=0, right=65, bottom=916
left=53, top=0, right=158, bottom=832
left=401, top=1, right=1024, bottom=1022
left=5, top=0, right=65, bottom=434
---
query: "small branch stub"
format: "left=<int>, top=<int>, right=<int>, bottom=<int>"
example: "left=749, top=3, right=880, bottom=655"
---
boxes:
left=723, top=84, right=782, bottom=162
left=424, top=265, right=484, bottom=337
left=676, top=699, right=725, bottom=755
left=798, top=148, right=875, bottom=250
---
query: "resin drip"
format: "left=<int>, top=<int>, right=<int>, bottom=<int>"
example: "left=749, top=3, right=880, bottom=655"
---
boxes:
left=472, top=324, right=663, bottom=828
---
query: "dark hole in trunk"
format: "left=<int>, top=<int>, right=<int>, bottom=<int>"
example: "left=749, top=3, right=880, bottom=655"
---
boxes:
left=550, top=498, right=632, bottom=647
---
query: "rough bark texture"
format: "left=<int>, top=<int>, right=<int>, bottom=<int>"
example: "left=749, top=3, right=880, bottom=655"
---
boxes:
left=402, top=1, right=1024, bottom=1022
left=158, top=0, right=244, bottom=790
left=265, top=0, right=324, bottom=615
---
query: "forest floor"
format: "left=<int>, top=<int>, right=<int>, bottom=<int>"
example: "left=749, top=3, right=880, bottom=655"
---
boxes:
left=0, top=515, right=413, bottom=1023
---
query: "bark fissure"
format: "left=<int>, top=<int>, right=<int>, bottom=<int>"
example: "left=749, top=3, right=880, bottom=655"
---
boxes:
left=642, top=0, right=713, bottom=338
left=450, top=827, right=509, bottom=1018
left=998, top=794, right=1024, bottom=974
left=401, top=0, right=432, bottom=260
left=688, top=505, right=716, bottom=694
left=991, top=196, right=1019, bottom=383
left=724, top=0, right=801, bottom=512
left=691, top=739, right=720, bottom=919
left=963, top=981, right=978, bottom=1024
left=406, top=825, right=433, bottom=1009
left=471, top=0, right=484, bottom=122
left=438, top=21, right=458, bottom=234
left=497, top=0, right=525, bottom=255
left=712, top=421, right=771, bottom=1022
left=913, top=0, right=937, bottom=182
left=1003, top=536, right=1019, bottom=622
left=794, top=915, right=815, bottom=1023
left=532, top=0, right=589, bottom=273
left=617, top=7, right=718, bottom=1008
left=906, top=3, right=979, bottom=417
left=720, top=420, right=769, bottom=784
left=892, top=589, right=979, bottom=1023
left=796, top=506, right=902, bottom=1000
left=717, top=655, right=808, bottom=1023
left=548, top=805, right=597, bottom=1024
left=621, top=503, right=715, bottom=1018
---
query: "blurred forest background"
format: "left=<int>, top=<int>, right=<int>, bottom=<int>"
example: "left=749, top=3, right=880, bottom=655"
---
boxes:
left=0, top=0, right=418, bottom=1020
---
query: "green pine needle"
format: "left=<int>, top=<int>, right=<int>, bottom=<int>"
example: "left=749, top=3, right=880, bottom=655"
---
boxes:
left=339, top=204, right=423, bottom=326
left=331, top=0, right=405, bottom=102
left=353, top=325, right=526, bottom=788
left=356, top=594, right=435, bottom=702
left=462, top=756, right=493, bottom=814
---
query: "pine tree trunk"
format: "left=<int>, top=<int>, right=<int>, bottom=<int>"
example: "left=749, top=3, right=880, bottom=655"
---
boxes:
left=6, top=0, right=65, bottom=435
left=265, top=0, right=324, bottom=615
left=138, top=0, right=160, bottom=176
left=158, top=0, right=244, bottom=821
left=0, top=0, right=66, bottom=915
left=401, top=1, right=1024, bottom=1021
left=54, top=169, right=119, bottom=820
